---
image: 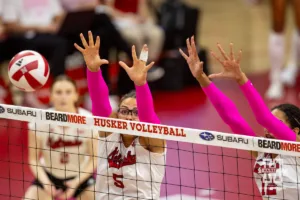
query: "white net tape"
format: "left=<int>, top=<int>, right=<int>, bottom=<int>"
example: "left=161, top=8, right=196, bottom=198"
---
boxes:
left=0, top=104, right=299, bottom=157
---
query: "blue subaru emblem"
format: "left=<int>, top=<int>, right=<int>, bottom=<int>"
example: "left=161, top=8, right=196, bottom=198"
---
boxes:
left=0, top=106, right=5, bottom=113
left=199, top=132, right=215, bottom=141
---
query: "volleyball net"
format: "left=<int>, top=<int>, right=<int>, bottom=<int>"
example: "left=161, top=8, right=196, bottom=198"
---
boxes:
left=0, top=104, right=300, bottom=200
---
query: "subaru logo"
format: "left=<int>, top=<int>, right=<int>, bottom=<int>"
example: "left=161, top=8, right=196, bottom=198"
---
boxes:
left=0, top=106, right=5, bottom=113
left=199, top=132, right=215, bottom=141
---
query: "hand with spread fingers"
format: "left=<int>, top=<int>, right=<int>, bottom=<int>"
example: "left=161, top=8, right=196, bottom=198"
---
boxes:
left=209, top=43, right=247, bottom=85
left=179, top=36, right=205, bottom=81
left=119, top=45, right=155, bottom=86
left=179, top=36, right=211, bottom=87
left=74, top=31, right=109, bottom=72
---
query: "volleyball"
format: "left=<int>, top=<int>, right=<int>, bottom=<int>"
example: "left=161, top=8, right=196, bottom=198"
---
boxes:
left=8, top=50, right=50, bottom=92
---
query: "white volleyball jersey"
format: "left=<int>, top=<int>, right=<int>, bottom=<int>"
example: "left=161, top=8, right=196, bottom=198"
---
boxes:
left=95, top=133, right=166, bottom=200
left=28, top=108, right=95, bottom=179
left=253, top=153, right=300, bottom=200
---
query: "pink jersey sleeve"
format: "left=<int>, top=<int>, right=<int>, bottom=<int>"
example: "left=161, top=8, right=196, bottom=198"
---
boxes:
left=239, top=80, right=296, bottom=141
left=202, top=83, right=256, bottom=136
left=86, top=68, right=112, bottom=117
left=135, top=83, right=160, bottom=124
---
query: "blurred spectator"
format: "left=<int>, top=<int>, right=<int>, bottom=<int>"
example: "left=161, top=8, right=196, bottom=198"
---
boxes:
left=59, top=0, right=134, bottom=110
left=265, top=0, right=300, bottom=99
left=3, top=0, right=68, bottom=78
left=0, top=0, right=6, bottom=60
left=0, top=0, right=5, bottom=42
left=92, top=1, right=135, bottom=102
left=0, top=0, right=13, bottom=105
left=106, top=0, right=165, bottom=82
left=60, top=0, right=97, bottom=11
left=2, top=0, right=69, bottom=108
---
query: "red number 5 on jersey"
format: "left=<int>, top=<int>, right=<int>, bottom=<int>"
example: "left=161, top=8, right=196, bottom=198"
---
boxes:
left=113, top=173, right=124, bottom=188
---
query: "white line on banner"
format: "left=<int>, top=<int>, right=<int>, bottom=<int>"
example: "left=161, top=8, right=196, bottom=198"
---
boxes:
left=0, top=104, right=299, bottom=157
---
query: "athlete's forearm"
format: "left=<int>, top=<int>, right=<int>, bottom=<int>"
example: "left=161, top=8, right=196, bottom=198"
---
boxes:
left=202, top=81, right=256, bottom=136
left=87, top=68, right=112, bottom=117
left=239, top=79, right=296, bottom=141
left=135, top=82, right=160, bottom=124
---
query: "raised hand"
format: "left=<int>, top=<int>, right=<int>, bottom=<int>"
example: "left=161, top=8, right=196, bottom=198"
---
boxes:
left=209, top=43, right=244, bottom=82
left=119, top=45, right=155, bottom=86
left=179, top=36, right=204, bottom=81
left=74, top=31, right=109, bottom=72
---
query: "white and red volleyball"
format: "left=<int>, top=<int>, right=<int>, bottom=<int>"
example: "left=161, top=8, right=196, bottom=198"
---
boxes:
left=8, top=50, right=50, bottom=92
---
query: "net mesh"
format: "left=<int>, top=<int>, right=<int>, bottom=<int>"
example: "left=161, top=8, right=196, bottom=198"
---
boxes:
left=0, top=104, right=300, bottom=200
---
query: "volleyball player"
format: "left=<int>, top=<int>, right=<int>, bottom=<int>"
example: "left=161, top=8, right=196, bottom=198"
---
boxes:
left=74, top=31, right=166, bottom=199
left=24, top=75, right=98, bottom=200
left=180, top=37, right=300, bottom=199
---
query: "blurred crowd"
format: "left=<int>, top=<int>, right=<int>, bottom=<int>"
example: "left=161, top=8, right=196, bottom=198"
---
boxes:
left=0, top=0, right=202, bottom=111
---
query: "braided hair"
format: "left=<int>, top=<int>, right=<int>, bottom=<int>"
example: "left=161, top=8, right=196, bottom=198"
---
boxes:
left=271, top=103, right=300, bottom=130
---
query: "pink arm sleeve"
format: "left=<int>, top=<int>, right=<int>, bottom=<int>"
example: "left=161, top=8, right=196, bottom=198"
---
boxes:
left=203, top=83, right=256, bottom=136
left=239, top=80, right=296, bottom=141
left=135, top=83, right=160, bottom=124
left=86, top=68, right=112, bottom=117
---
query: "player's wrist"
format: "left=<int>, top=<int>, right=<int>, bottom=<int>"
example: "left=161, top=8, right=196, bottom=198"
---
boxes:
left=87, top=66, right=100, bottom=72
left=134, top=80, right=147, bottom=86
left=196, top=73, right=210, bottom=87
left=236, top=72, right=248, bottom=85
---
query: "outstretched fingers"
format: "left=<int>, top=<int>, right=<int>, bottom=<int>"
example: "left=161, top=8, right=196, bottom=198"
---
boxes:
left=88, top=31, right=94, bottom=46
left=95, top=36, right=100, bottom=50
left=145, top=62, right=155, bottom=71
left=211, top=51, right=223, bottom=65
left=179, top=48, right=189, bottom=61
left=74, top=43, right=84, bottom=53
left=236, top=49, right=242, bottom=64
left=80, top=33, right=88, bottom=48
left=229, top=43, right=235, bottom=61
left=186, top=38, right=193, bottom=57
left=132, top=45, right=138, bottom=62
left=101, top=59, right=109, bottom=65
left=191, top=36, right=198, bottom=60
left=139, top=44, right=149, bottom=63
left=217, top=43, right=230, bottom=60
left=119, top=61, right=130, bottom=72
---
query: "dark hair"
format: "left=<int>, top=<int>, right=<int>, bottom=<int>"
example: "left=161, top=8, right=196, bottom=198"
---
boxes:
left=119, top=91, right=136, bottom=105
left=272, top=103, right=300, bottom=129
left=50, top=75, right=78, bottom=92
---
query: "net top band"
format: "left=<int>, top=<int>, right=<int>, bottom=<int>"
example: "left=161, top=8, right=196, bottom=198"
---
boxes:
left=0, top=103, right=299, bottom=157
